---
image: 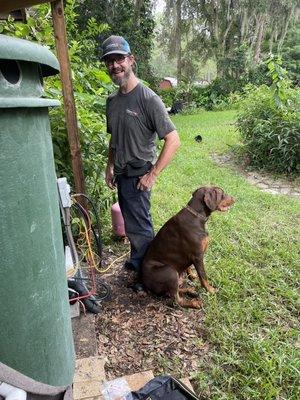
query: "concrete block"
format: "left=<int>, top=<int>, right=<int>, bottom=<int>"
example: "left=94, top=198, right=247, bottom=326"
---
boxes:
left=123, top=370, right=155, bottom=391
left=70, top=302, right=80, bottom=318
left=73, top=380, right=103, bottom=399
left=74, top=356, right=106, bottom=383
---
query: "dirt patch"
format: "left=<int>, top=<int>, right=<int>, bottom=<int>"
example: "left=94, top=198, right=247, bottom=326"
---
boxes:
left=95, top=257, right=209, bottom=381
left=211, top=153, right=300, bottom=197
left=72, top=314, right=98, bottom=358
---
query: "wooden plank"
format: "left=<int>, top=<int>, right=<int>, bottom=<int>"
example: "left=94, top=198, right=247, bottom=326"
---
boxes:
left=51, top=0, right=86, bottom=197
left=73, top=356, right=106, bottom=400
left=124, top=370, right=155, bottom=391
left=74, top=357, right=106, bottom=383
left=0, top=0, right=49, bottom=13
left=74, top=380, right=104, bottom=400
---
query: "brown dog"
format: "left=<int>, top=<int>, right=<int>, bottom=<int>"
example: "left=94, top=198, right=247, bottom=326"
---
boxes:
left=141, top=186, right=235, bottom=309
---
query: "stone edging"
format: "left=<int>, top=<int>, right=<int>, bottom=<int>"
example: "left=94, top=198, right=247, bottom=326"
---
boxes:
left=211, top=153, right=300, bottom=198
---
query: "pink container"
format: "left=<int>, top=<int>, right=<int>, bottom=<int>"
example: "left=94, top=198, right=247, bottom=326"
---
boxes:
left=111, top=202, right=126, bottom=237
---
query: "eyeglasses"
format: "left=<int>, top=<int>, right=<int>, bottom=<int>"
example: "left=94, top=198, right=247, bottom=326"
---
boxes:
left=105, top=55, right=128, bottom=67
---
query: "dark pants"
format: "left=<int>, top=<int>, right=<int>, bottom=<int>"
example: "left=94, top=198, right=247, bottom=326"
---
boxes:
left=116, top=175, right=155, bottom=270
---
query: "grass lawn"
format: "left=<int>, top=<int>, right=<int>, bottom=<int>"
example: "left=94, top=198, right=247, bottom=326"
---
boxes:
left=150, top=110, right=300, bottom=399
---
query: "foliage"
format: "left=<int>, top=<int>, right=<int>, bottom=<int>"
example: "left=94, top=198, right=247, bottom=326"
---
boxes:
left=199, top=77, right=246, bottom=110
left=216, top=44, right=249, bottom=80
left=157, top=77, right=247, bottom=113
left=157, top=57, right=275, bottom=113
left=281, top=25, right=300, bottom=85
left=245, top=62, right=271, bottom=87
left=157, top=87, right=177, bottom=108
left=156, top=0, right=300, bottom=84
left=236, top=59, right=300, bottom=173
left=0, top=0, right=116, bottom=216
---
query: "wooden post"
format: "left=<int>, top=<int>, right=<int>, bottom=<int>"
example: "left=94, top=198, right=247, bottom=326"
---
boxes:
left=51, top=0, right=85, bottom=196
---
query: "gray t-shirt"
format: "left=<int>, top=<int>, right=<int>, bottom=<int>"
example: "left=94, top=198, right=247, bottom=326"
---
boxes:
left=106, top=82, right=176, bottom=173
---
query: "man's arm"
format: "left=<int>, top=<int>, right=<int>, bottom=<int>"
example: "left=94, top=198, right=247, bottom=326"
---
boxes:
left=137, top=130, right=180, bottom=191
left=105, top=138, right=115, bottom=189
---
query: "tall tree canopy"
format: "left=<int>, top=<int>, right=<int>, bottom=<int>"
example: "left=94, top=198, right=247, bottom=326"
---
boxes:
left=158, top=0, right=300, bottom=80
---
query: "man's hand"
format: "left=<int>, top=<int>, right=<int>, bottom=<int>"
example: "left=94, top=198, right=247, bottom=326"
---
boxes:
left=137, top=130, right=180, bottom=191
left=137, top=168, right=158, bottom=191
left=105, top=165, right=116, bottom=189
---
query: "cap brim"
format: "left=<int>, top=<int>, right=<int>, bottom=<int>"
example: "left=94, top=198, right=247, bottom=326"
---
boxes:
left=100, top=50, right=130, bottom=61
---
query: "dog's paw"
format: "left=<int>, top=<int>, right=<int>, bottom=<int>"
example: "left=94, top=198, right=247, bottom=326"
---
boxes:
left=207, top=285, right=217, bottom=294
left=137, top=291, right=147, bottom=298
left=190, top=298, right=203, bottom=309
left=187, top=272, right=197, bottom=281
left=131, top=282, right=146, bottom=293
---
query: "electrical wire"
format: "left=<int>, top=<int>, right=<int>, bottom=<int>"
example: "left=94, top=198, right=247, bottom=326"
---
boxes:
left=72, top=199, right=103, bottom=272
left=71, top=193, right=131, bottom=273
left=65, top=193, right=130, bottom=308
left=72, top=193, right=103, bottom=259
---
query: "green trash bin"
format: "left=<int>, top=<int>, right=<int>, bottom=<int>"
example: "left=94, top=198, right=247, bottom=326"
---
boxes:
left=0, top=35, right=75, bottom=387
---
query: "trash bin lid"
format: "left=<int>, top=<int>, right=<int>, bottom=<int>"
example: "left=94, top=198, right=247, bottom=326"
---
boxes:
left=0, top=97, right=60, bottom=107
left=0, top=34, right=59, bottom=77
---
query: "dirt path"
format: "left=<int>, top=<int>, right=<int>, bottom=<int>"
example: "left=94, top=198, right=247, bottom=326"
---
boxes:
left=95, top=259, right=209, bottom=381
left=211, top=153, right=300, bottom=197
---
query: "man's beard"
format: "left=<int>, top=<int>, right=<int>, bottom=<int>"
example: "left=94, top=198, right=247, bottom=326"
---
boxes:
left=111, top=66, right=131, bottom=87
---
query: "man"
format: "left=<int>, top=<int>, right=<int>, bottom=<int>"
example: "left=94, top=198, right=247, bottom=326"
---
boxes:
left=102, top=35, right=180, bottom=272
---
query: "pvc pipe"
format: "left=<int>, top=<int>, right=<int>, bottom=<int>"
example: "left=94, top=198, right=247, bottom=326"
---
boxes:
left=0, top=383, right=27, bottom=400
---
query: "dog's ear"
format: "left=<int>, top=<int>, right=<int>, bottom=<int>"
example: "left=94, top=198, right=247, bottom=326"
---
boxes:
left=204, top=187, right=224, bottom=211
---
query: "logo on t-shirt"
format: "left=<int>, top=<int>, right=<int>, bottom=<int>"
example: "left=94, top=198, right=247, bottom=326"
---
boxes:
left=126, top=108, right=138, bottom=117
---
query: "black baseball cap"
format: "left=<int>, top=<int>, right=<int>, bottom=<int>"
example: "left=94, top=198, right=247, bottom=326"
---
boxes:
left=100, top=35, right=131, bottom=60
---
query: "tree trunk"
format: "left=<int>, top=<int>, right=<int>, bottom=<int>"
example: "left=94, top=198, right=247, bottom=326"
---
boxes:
left=134, top=0, right=143, bottom=26
left=253, top=14, right=266, bottom=64
left=240, top=9, right=248, bottom=43
left=216, top=59, right=225, bottom=77
left=175, top=0, right=182, bottom=83
left=269, top=29, right=274, bottom=53
left=277, top=7, right=294, bottom=53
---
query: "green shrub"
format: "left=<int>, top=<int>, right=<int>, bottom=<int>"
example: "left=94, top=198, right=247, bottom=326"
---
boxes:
left=182, top=77, right=246, bottom=111
left=157, top=87, right=177, bottom=108
left=157, top=59, right=278, bottom=113
left=246, top=63, right=271, bottom=87
left=157, top=75, right=249, bottom=112
left=1, top=1, right=116, bottom=211
left=236, top=84, right=300, bottom=173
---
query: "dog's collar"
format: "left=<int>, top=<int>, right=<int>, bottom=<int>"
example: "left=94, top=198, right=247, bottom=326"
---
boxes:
left=185, top=205, right=208, bottom=222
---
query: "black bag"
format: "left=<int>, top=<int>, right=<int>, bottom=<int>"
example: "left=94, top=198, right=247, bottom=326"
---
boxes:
left=126, top=375, right=199, bottom=400
left=125, top=159, right=152, bottom=177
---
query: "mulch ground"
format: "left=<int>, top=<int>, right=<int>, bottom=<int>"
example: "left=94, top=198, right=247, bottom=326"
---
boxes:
left=95, top=250, right=210, bottom=382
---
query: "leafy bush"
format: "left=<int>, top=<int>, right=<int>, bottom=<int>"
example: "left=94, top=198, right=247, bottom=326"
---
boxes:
left=157, top=58, right=274, bottom=113
left=236, top=60, right=300, bottom=174
left=182, top=79, right=239, bottom=111
left=157, top=87, right=177, bottom=108
left=158, top=83, right=201, bottom=111
left=1, top=1, right=116, bottom=210
left=158, top=77, right=246, bottom=112
left=246, top=62, right=271, bottom=87
left=193, top=67, right=271, bottom=111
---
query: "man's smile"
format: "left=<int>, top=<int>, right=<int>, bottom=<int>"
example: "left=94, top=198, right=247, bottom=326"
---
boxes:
left=112, top=68, right=124, bottom=75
